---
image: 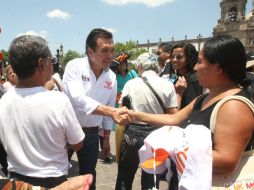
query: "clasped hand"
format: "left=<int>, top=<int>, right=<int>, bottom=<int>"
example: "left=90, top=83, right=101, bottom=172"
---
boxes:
left=112, top=107, right=133, bottom=125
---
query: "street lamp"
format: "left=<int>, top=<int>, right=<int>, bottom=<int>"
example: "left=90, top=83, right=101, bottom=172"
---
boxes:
left=147, top=39, right=150, bottom=52
left=197, top=34, right=203, bottom=51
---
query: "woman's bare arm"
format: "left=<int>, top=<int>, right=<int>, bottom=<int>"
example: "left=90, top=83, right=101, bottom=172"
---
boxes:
left=126, top=98, right=195, bottom=127
left=212, top=100, right=254, bottom=175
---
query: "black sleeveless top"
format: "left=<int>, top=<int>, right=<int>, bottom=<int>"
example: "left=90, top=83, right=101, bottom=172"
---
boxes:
left=179, top=72, right=203, bottom=109
left=180, top=90, right=254, bottom=151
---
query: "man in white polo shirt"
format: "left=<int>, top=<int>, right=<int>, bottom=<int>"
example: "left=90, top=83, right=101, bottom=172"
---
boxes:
left=0, top=35, right=85, bottom=188
left=62, top=28, right=130, bottom=190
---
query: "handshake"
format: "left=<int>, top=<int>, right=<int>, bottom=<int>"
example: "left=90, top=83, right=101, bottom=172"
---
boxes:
left=112, top=106, right=134, bottom=126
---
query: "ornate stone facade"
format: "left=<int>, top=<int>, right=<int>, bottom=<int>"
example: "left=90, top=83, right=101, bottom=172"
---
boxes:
left=213, top=0, right=254, bottom=51
left=138, top=0, right=254, bottom=52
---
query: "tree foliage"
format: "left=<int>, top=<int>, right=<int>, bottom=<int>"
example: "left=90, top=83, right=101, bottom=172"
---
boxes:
left=114, top=40, right=147, bottom=60
left=62, top=50, right=82, bottom=67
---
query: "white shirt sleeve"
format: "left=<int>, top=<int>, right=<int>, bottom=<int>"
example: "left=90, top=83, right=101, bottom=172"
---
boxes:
left=102, top=78, right=117, bottom=130
left=165, top=82, right=178, bottom=108
left=62, top=95, right=85, bottom=145
left=62, top=59, right=101, bottom=115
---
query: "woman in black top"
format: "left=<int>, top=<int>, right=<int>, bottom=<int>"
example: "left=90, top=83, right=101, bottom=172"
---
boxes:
left=125, top=35, right=254, bottom=184
left=170, top=42, right=203, bottom=109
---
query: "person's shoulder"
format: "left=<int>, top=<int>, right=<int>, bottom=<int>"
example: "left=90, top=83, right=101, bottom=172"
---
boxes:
left=129, top=69, right=138, bottom=77
left=45, top=91, right=74, bottom=109
left=66, top=57, right=87, bottom=69
left=48, top=89, right=66, bottom=96
left=158, top=77, right=175, bottom=90
left=128, top=76, right=139, bottom=83
left=107, top=68, right=117, bottom=79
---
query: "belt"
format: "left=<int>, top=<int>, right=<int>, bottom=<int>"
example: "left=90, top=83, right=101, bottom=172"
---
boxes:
left=82, top=126, right=99, bottom=134
left=9, top=172, right=67, bottom=188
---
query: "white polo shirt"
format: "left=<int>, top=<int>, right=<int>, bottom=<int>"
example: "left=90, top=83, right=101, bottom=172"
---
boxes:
left=62, top=57, right=117, bottom=130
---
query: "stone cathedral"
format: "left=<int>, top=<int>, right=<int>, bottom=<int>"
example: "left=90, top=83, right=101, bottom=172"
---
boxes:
left=213, top=0, right=254, bottom=51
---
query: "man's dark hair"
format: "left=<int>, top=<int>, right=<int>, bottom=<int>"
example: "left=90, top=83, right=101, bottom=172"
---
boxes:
left=8, top=35, right=51, bottom=79
left=158, top=42, right=173, bottom=53
left=85, top=28, right=113, bottom=55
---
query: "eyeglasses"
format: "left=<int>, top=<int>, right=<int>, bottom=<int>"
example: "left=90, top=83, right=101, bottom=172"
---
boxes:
left=45, top=57, right=58, bottom=65
left=171, top=54, right=184, bottom=61
left=156, top=51, right=166, bottom=56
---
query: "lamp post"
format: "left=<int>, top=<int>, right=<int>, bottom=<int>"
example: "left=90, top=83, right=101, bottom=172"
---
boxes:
left=197, top=34, right=203, bottom=51
left=147, top=39, right=150, bottom=52
left=56, top=43, right=64, bottom=77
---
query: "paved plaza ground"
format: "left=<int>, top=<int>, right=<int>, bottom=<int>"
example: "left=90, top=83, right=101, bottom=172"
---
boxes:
left=68, top=131, right=168, bottom=190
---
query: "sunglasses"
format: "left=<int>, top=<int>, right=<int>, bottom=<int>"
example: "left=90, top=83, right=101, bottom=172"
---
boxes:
left=171, top=54, right=184, bottom=60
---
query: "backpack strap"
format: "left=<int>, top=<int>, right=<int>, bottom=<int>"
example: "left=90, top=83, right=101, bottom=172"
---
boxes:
left=210, top=95, right=254, bottom=134
left=140, top=76, right=166, bottom=113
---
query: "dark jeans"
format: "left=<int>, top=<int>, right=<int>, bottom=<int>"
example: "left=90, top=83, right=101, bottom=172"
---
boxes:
left=9, top=172, right=67, bottom=188
left=69, top=131, right=99, bottom=190
left=115, top=124, right=160, bottom=190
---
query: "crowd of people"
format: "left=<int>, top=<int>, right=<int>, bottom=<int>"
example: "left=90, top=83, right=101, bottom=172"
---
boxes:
left=0, top=28, right=253, bottom=190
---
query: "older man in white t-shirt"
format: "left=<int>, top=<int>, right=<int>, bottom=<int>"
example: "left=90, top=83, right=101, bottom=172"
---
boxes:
left=0, top=35, right=85, bottom=189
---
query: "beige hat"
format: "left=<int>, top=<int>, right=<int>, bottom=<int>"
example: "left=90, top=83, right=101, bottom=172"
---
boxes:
left=246, top=60, right=254, bottom=69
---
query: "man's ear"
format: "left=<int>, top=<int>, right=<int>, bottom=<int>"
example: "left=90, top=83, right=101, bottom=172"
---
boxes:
left=87, top=47, right=94, bottom=58
left=37, top=58, right=45, bottom=72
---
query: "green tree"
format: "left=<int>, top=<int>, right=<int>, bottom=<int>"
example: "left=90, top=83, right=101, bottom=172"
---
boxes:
left=114, top=40, right=146, bottom=60
left=62, top=50, right=82, bottom=67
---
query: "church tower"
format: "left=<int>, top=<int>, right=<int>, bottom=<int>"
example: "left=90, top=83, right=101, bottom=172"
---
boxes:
left=213, top=0, right=254, bottom=51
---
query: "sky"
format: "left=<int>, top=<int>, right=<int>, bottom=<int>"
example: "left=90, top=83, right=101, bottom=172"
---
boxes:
left=0, top=0, right=253, bottom=55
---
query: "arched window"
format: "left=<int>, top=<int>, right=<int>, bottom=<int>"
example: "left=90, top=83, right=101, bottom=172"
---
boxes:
left=229, top=7, right=237, bottom=21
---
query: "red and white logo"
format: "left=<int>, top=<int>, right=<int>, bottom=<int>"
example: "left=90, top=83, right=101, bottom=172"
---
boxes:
left=104, top=81, right=112, bottom=89
left=82, top=75, right=90, bottom=81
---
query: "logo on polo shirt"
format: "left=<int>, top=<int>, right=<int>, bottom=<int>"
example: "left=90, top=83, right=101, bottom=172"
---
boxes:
left=82, top=75, right=90, bottom=81
left=104, top=81, right=112, bottom=89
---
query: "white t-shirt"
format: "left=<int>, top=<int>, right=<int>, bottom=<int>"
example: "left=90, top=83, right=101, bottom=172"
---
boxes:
left=119, top=70, right=178, bottom=115
left=3, top=81, right=14, bottom=91
left=62, top=57, right=117, bottom=130
left=0, top=87, right=85, bottom=177
left=51, top=73, right=63, bottom=91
